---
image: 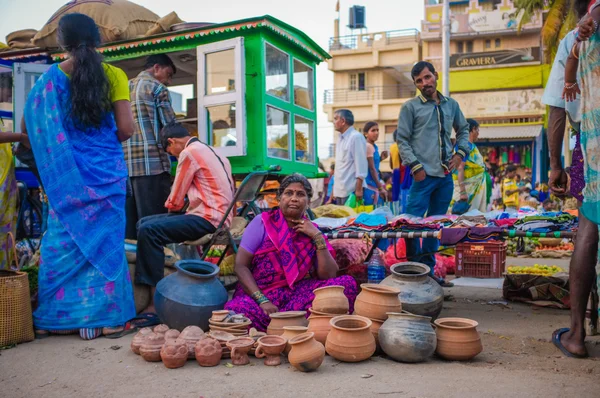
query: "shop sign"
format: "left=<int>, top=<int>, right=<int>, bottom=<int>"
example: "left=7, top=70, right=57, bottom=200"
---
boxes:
left=452, top=88, right=545, bottom=116
left=451, top=48, right=540, bottom=68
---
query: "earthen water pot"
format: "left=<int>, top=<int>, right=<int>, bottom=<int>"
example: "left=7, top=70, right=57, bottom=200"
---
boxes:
left=312, top=285, right=349, bottom=314
left=307, top=312, right=336, bottom=345
left=267, top=311, right=308, bottom=336
left=325, top=315, right=376, bottom=362
left=178, top=325, right=205, bottom=359
left=153, top=324, right=170, bottom=337
left=381, top=262, right=444, bottom=320
left=255, top=335, right=287, bottom=366
left=131, top=327, right=154, bottom=355
left=164, top=329, right=181, bottom=341
left=281, top=326, right=308, bottom=355
left=434, top=317, right=483, bottom=361
left=140, top=332, right=165, bottom=362
left=288, top=332, right=325, bottom=372
left=354, top=284, right=402, bottom=321
left=379, top=311, right=437, bottom=363
left=194, top=337, right=223, bottom=367
left=226, top=337, right=255, bottom=366
left=160, top=339, right=189, bottom=369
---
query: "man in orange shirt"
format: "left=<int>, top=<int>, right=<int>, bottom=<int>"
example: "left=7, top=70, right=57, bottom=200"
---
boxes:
left=135, top=123, right=234, bottom=314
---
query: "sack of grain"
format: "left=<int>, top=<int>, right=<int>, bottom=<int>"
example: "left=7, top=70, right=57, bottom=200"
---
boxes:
left=6, top=29, right=37, bottom=49
left=32, top=0, right=159, bottom=49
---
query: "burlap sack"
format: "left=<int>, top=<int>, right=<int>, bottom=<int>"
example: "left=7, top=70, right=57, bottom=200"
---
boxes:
left=32, top=0, right=159, bottom=49
left=6, top=29, right=37, bottom=49
left=144, top=11, right=184, bottom=37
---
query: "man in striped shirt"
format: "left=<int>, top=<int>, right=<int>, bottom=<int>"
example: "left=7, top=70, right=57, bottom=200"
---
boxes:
left=135, top=123, right=234, bottom=314
left=124, top=54, right=177, bottom=239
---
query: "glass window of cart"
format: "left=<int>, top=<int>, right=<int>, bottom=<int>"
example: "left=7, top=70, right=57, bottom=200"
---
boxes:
left=266, top=105, right=290, bottom=160
left=265, top=43, right=289, bottom=101
left=294, top=115, right=314, bottom=164
left=293, top=60, right=313, bottom=110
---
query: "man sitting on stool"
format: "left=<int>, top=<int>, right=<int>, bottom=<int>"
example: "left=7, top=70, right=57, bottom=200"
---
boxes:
left=135, top=122, right=234, bottom=314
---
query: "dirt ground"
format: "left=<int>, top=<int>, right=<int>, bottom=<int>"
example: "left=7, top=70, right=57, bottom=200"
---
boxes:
left=1, top=257, right=599, bottom=398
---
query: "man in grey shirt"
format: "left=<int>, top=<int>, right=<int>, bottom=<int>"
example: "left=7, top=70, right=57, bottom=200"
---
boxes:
left=396, top=61, right=470, bottom=285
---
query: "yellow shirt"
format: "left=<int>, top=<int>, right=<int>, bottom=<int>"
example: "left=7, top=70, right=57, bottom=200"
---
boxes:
left=390, top=143, right=401, bottom=169
left=502, top=178, right=519, bottom=208
left=58, top=63, right=129, bottom=103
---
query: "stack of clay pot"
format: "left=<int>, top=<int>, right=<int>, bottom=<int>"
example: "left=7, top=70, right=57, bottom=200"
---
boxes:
left=353, top=283, right=402, bottom=348
left=208, top=310, right=251, bottom=337
left=307, top=285, right=349, bottom=345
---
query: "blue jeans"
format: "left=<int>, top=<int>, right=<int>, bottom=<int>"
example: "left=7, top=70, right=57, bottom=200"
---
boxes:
left=405, top=174, right=453, bottom=275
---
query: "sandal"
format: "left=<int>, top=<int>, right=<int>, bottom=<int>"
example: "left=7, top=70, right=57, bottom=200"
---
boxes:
left=552, top=328, right=588, bottom=359
left=103, top=313, right=160, bottom=339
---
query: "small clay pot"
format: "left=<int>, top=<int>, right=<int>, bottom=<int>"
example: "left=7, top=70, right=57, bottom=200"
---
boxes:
left=211, top=310, right=230, bottom=322
left=226, top=337, right=255, bottom=366
left=131, top=327, right=154, bottom=355
left=140, top=332, right=165, bottom=362
left=307, top=313, right=336, bottom=345
left=255, top=335, right=287, bottom=366
left=160, top=339, right=189, bottom=369
left=165, top=329, right=181, bottom=341
left=288, top=332, right=325, bottom=372
left=354, top=284, right=402, bottom=321
left=194, top=337, right=223, bottom=367
left=153, top=324, right=170, bottom=336
left=267, top=311, right=308, bottom=336
left=178, top=325, right=205, bottom=359
left=434, top=317, right=482, bottom=361
left=312, top=285, right=349, bottom=315
left=281, top=326, right=308, bottom=355
left=325, top=315, right=376, bottom=363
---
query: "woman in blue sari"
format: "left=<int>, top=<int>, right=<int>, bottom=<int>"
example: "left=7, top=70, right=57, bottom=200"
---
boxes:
left=24, top=14, right=136, bottom=340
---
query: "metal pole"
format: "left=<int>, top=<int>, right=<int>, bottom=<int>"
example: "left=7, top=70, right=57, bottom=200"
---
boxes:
left=442, top=0, right=450, bottom=96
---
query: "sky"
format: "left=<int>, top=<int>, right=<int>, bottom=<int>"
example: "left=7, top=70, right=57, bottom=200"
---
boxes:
left=0, top=0, right=424, bottom=158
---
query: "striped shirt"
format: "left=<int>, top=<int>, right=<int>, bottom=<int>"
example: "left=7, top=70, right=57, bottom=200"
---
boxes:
left=165, top=138, right=234, bottom=228
left=124, top=71, right=175, bottom=177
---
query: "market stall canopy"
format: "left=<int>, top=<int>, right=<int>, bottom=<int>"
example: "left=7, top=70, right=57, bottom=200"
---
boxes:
left=477, top=124, right=542, bottom=141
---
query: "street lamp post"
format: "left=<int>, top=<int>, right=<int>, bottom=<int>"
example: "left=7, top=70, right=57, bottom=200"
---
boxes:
left=442, top=0, right=450, bottom=97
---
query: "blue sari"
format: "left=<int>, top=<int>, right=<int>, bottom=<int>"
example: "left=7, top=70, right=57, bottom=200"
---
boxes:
left=25, top=65, right=135, bottom=330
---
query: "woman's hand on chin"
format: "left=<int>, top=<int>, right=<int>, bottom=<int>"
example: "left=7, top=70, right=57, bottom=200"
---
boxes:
left=260, top=302, right=279, bottom=315
left=291, top=219, right=320, bottom=239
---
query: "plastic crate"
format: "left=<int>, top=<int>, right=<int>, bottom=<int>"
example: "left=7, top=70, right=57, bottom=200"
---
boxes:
left=455, top=241, right=507, bottom=278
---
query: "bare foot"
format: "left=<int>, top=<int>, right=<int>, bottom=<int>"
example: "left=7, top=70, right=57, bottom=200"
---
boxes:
left=560, top=329, right=588, bottom=357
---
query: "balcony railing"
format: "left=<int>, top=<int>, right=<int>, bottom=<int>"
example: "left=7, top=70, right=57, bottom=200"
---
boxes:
left=329, top=29, right=419, bottom=51
left=323, top=85, right=416, bottom=104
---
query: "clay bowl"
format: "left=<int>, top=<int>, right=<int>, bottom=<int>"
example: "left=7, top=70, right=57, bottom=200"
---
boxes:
left=211, top=310, right=231, bottom=322
left=325, top=315, right=376, bottom=363
left=354, top=284, right=402, bottom=321
left=208, top=319, right=251, bottom=329
left=434, top=317, right=483, bottom=361
left=195, top=337, right=223, bottom=367
left=288, top=332, right=326, bottom=372
left=312, top=285, right=349, bottom=314
left=209, top=325, right=249, bottom=334
left=307, top=313, right=336, bottom=345
left=226, top=337, right=255, bottom=366
left=160, top=339, right=189, bottom=369
left=131, top=327, right=154, bottom=355
left=140, top=332, right=165, bottom=362
left=267, top=311, right=308, bottom=336
left=255, top=335, right=287, bottom=366
left=281, top=326, right=309, bottom=354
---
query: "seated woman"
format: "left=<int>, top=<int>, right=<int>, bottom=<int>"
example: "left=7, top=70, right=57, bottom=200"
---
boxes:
left=225, top=174, right=358, bottom=331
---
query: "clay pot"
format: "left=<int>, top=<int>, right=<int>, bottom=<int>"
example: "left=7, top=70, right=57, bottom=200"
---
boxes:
left=226, top=337, right=255, bottom=366
left=325, top=315, right=376, bottom=362
left=281, top=326, right=308, bottom=355
left=140, top=332, right=165, bottom=362
left=255, top=335, right=287, bottom=366
left=267, top=311, right=308, bottom=336
left=434, top=318, right=483, bottom=361
left=160, top=339, right=189, bottom=369
left=307, top=313, right=336, bottom=345
left=381, top=262, right=444, bottom=320
left=153, top=324, right=170, bottom=336
left=379, top=311, right=437, bottom=363
left=288, top=332, right=325, bottom=372
left=131, top=327, right=154, bottom=355
left=194, top=337, right=223, bottom=367
left=312, top=285, right=349, bottom=314
left=211, top=310, right=230, bottom=322
left=178, top=325, right=205, bottom=359
left=368, top=317, right=384, bottom=350
left=164, top=329, right=181, bottom=341
left=354, top=284, right=402, bottom=321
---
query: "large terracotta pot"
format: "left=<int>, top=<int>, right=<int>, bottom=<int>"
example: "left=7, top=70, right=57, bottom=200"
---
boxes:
left=312, top=285, right=349, bottom=314
left=140, top=332, right=165, bottom=362
left=195, top=337, right=223, bottom=367
left=354, top=284, right=402, bottom=321
left=255, top=335, right=287, bottom=366
left=379, top=311, right=437, bottom=363
left=267, top=311, right=308, bottom=336
left=131, top=327, right=154, bottom=355
left=281, top=326, right=308, bottom=354
left=325, top=315, right=376, bottom=362
left=434, top=317, right=483, bottom=361
left=307, top=312, right=336, bottom=345
left=381, top=262, right=444, bottom=320
left=155, top=260, right=228, bottom=331
left=288, top=332, right=325, bottom=372
left=160, top=339, right=189, bottom=369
